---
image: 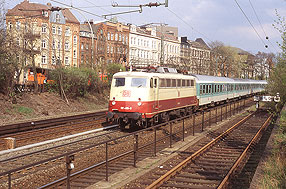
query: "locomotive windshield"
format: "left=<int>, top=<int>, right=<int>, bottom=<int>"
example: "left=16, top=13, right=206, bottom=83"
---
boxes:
left=131, top=78, right=147, bottom=87
left=114, top=78, right=125, bottom=87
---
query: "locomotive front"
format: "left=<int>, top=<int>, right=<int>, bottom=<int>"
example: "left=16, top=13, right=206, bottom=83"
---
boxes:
left=106, top=72, right=153, bottom=129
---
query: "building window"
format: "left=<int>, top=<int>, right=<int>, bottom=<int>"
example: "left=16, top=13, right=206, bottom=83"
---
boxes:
left=65, top=57, right=69, bottom=65
left=56, top=14, right=60, bottom=22
left=16, top=38, right=20, bottom=46
left=58, top=26, right=62, bottom=35
left=107, top=32, right=110, bottom=40
left=8, top=22, right=12, bottom=30
left=42, top=55, right=47, bottom=64
left=111, top=33, right=114, bottom=40
left=81, top=43, right=84, bottom=50
left=52, top=55, right=56, bottom=65
left=58, top=41, right=61, bottom=49
left=119, top=34, right=121, bottom=41
left=42, top=10, right=48, bottom=17
left=65, top=41, right=69, bottom=50
left=65, top=27, right=70, bottom=36
left=115, top=33, right=118, bottom=41
left=73, top=50, right=76, bottom=58
left=52, top=26, right=56, bottom=34
left=107, top=45, right=109, bottom=53
left=52, top=40, right=56, bottom=49
left=73, top=36, right=77, bottom=45
left=42, top=39, right=46, bottom=49
left=111, top=46, right=113, bottom=54
left=16, top=21, right=20, bottom=30
left=42, top=24, right=47, bottom=33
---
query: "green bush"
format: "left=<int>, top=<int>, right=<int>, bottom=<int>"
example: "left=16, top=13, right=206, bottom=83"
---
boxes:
left=49, top=67, right=106, bottom=98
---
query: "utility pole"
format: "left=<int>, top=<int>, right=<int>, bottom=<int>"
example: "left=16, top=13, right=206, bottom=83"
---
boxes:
left=160, top=24, right=166, bottom=66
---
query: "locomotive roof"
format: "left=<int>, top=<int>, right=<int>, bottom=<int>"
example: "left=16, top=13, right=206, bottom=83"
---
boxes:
left=191, top=74, right=267, bottom=84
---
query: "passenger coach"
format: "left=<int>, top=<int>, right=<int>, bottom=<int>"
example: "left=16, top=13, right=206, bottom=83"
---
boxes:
left=192, top=74, right=267, bottom=106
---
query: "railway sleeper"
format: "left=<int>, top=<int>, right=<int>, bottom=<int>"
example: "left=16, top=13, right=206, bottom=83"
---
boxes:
left=161, top=182, right=216, bottom=189
left=169, top=176, right=221, bottom=185
left=178, top=172, right=223, bottom=180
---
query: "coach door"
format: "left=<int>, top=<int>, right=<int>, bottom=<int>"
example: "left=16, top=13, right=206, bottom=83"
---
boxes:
left=153, top=77, right=159, bottom=110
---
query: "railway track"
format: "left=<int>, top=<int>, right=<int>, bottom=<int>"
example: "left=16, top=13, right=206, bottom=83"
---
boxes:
left=0, top=125, right=124, bottom=188
left=0, top=97, right=255, bottom=188
left=0, top=110, right=107, bottom=136
left=144, top=109, right=272, bottom=189
left=0, top=111, right=107, bottom=150
left=48, top=98, right=256, bottom=188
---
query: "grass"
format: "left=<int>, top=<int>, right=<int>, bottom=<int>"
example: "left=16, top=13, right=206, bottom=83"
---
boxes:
left=260, top=108, right=286, bottom=189
left=12, top=105, right=34, bottom=116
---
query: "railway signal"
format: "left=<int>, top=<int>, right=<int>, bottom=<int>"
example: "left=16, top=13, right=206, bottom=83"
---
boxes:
left=254, top=93, right=280, bottom=109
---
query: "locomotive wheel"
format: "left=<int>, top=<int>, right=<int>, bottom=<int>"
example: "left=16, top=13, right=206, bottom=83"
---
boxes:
left=118, top=118, right=126, bottom=130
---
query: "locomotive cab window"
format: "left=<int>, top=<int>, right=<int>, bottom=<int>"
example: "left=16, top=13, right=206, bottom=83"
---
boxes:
left=131, top=78, right=147, bottom=87
left=114, top=78, right=125, bottom=87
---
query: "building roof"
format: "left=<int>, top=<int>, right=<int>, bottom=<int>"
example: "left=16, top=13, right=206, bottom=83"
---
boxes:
left=7, top=0, right=79, bottom=24
left=156, top=31, right=178, bottom=41
left=189, top=38, right=210, bottom=50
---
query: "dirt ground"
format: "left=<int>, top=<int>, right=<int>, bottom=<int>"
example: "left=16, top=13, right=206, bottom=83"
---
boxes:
left=0, top=91, right=109, bottom=125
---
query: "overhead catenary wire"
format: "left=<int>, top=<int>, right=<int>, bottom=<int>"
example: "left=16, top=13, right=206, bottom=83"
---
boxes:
left=50, top=0, right=104, bottom=19
left=248, top=0, right=279, bottom=52
left=83, top=0, right=130, bottom=23
left=166, top=7, right=213, bottom=43
left=233, top=0, right=268, bottom=48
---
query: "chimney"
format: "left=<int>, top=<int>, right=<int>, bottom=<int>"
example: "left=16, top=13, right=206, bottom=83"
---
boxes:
left=89, top=19, right=93, bottom=25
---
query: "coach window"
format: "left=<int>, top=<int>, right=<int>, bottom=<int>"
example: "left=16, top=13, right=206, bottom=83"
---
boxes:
left=114, top=78, right=125, bottom=87
left=187, top=80, right=190, bottom=87
left=182, top=79, right=186, bottom=87
left=131, top=78, right=147, bottom=87
left=209, top=84, right=212, bottom=94
left=166, top=79, right=171, bottom=87
left=203, top=85, right=206, bottom=94
left=159, top=79, right=165, bottom=88
left=177, top=79, right=181, bottom=87
left=171, top=79, right=176, bottom=87
left=191, top=80, right=194, bottom=87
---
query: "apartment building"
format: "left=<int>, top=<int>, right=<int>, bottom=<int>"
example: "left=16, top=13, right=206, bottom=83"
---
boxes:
left=6, top=0, right=80, bottom=82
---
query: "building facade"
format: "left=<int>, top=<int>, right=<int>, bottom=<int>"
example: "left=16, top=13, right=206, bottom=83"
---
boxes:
left=79, top=19, right=129, bottom=71
left=6, top=0, right=80, bottom=83
left=180, top=37, right=211, bottom=74
left=129, top=24, right=159, bottom=67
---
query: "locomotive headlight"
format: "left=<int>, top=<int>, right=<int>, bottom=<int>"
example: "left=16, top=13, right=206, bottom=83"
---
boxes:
left=112, top=97, right=116, bottom=105
left=138, top=98, right=142, bottom=106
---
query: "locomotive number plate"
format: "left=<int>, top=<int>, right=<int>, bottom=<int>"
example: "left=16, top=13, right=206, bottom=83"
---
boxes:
left=122, top=90, right=131, bottom=97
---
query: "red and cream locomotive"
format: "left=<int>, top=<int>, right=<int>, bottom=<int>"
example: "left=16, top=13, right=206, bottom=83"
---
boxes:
left=106, top=68, right=198, bottom=129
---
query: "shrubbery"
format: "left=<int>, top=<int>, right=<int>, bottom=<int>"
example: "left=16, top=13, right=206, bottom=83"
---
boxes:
left=48, top=67, right=109, bottom=98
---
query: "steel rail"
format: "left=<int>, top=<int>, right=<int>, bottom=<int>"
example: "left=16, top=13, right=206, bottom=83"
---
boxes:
left=0, top=98, right=252, bottom=188
left=0, top=110, right=107, bottom=136
left=217, top=114, right=273, bottom=188
left=146, top=111, right=256, bottom=189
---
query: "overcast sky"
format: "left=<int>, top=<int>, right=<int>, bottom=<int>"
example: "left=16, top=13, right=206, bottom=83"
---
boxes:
left=6, top=0, right=286, bottom=54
